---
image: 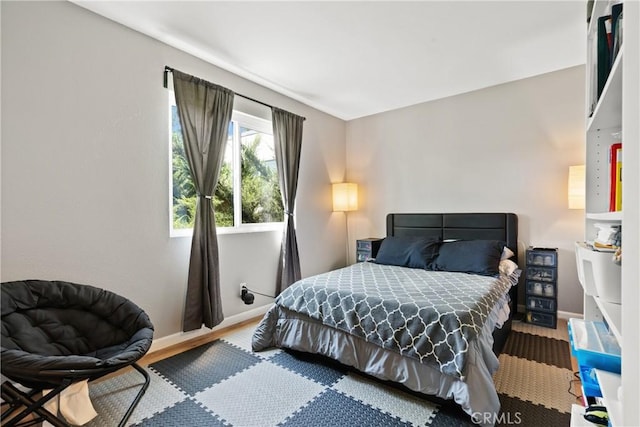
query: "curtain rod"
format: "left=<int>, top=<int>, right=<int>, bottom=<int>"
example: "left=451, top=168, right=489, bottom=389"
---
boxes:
left=163, top=66, right=305, bottom=121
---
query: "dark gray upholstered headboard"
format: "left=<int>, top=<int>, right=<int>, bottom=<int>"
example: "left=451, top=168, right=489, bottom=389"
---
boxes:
left=385, top=212, right=519, bottom=355
left=386, top=212, right=518, bottom=260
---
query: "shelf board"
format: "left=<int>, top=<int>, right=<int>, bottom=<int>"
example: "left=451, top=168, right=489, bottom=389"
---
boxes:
left=594, top=297, right=622, bottom=344
left=587, top=47, right=623, bottom=132
left=570, top=404, right=591, bottom=427
left=594, top=370, right=622, bottom=426
left=586, top=211, right=623, bottom=221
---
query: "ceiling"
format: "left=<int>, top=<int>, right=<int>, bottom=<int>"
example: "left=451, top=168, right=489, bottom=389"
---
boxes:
left=72, top=1, right=586, bottom=121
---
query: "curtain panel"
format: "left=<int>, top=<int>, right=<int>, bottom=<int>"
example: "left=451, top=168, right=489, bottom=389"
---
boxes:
left=272, top=107, right=304, bottom=294
left=172, top=70, right=234, bottom=331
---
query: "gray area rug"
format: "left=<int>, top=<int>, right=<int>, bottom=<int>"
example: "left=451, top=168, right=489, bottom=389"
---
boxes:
left=84, top=321, right=574, bottom=426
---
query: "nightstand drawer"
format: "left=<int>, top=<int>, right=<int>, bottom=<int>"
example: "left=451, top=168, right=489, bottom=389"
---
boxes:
left=356, top=238, right=383, bottom=263
left=356, top=240, right=375, bottom=251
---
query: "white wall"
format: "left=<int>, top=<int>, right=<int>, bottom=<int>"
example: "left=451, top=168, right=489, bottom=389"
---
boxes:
left=346, top=66, right=586, bottom=315
left=0, top=1, right=348, bottom=339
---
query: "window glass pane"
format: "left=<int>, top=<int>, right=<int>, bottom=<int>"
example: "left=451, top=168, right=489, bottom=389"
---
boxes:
left=213, top=127, right=234, bottom=227
left=171, top=102, right=234, bottom=229
left=239, top=127, right=283, bottom=224
left=170, top=101, right=283, bottom=233
left=171, top=104, right=196, bottom=230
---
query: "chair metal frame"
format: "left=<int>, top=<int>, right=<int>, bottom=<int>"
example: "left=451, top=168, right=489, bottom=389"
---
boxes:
left=1, top=363, right=150, bottom=427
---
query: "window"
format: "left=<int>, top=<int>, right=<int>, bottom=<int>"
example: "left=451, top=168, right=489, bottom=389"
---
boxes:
left=170, top=94, right=283, bottom=234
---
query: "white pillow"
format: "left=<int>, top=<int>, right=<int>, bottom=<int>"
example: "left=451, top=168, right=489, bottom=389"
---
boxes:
left=499, top=259, right=518, bottom=276
left=501, top=246, right=515, bottom=261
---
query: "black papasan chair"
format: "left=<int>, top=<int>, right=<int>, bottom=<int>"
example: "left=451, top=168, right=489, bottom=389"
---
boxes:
left=1, top=280, right=154, bottom=427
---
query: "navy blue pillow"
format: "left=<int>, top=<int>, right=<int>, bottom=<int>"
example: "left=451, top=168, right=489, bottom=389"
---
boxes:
left=432, top=240, right=506, bottom=276
left=374, top=236, right=441, bottom=269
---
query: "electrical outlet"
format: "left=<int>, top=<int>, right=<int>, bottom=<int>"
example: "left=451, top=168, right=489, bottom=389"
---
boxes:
left=240, top=282, right=254, bottom=305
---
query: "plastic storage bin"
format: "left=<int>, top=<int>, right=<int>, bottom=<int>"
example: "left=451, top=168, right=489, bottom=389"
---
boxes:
left=525, top=247, right=558, bottom=329
left=526, top=311, right=556, bottom=328
left=575, top=242, right=621, bottom=303
left=526, top=296, right=556, bottom=313
left=578, top=365, right=602, bottom=397
left=525, top=266, right=557, bottom=282
left=526, top=248, right=558, bottom=267
left=526, top=281, right=556, bottom=297
left=568, top=318, right=621, bottom=374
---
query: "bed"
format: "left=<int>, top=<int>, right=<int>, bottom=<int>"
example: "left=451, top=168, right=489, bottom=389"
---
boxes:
left=252, top=213, right=519, bottom=425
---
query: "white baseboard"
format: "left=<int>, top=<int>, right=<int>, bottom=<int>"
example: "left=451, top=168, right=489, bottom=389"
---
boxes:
left=149, top=303, right=272, bottom=353
left=557, top=310, right=583, bottom=320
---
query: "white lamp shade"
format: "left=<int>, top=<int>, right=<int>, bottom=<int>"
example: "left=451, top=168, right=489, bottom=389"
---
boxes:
left=332, top=183, right=358, bottom=212
left=568, top=165, right=586, bottom=209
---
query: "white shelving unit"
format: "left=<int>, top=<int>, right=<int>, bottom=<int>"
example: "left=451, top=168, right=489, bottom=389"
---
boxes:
left=585, top=211, right=622, bottom=221
left=575, top=1, right=640, bottom=426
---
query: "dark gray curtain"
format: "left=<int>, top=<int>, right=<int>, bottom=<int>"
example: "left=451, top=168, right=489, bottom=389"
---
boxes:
left=272, top=107, right=304, bottom=294
left=173, top=70, right=234, bottom=331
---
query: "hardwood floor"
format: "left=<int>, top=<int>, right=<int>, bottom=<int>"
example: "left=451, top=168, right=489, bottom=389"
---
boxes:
left=139, top=316, right=263, bottom=366
left=74, top=316, right=264, bottom=384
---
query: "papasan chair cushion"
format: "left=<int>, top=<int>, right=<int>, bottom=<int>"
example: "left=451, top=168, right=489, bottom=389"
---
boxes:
left=1, top=280, right=154, bottom=426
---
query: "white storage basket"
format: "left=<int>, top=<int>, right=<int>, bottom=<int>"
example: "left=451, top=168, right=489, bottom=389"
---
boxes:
left=575, top=242, right=621, bottom=303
